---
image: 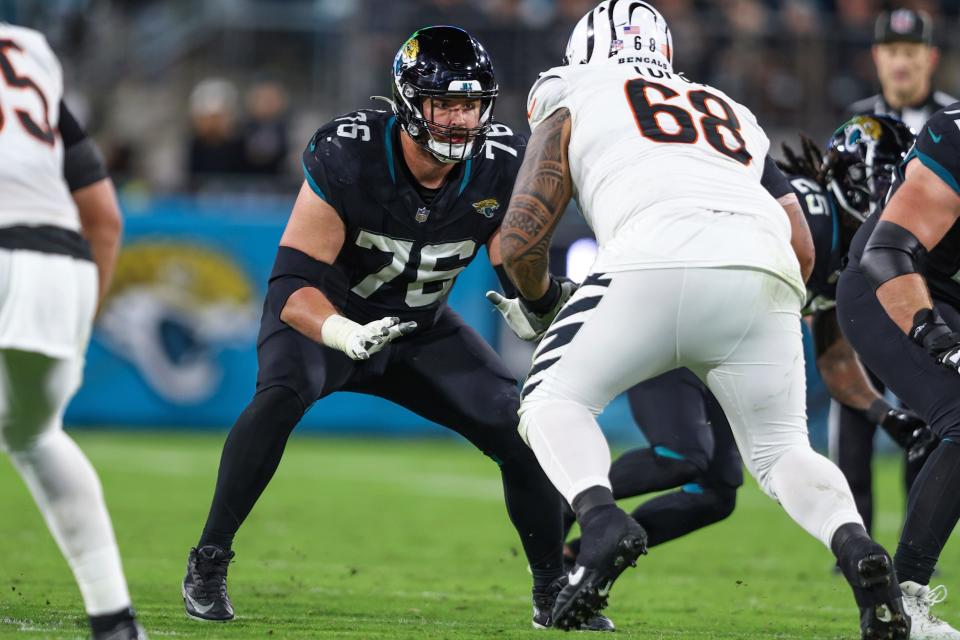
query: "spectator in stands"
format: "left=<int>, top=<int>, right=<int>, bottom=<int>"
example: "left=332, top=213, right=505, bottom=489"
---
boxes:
left=241, top=79, right=290, bottom=178
left=186, top=78, right=246, bottom=191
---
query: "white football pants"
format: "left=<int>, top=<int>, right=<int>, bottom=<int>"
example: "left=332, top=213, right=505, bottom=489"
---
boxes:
left=519, top=267, right=863, bottom=548
left=0, top=248, right=131, bottom=615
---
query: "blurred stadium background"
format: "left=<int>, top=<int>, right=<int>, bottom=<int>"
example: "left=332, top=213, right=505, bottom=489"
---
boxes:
left=5, top=0, right=959, bottom=444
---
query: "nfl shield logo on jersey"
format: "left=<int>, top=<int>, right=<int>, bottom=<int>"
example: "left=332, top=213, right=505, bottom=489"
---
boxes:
left=415, top=207, right=430, bottom=223
left=472, top=198, right=500, bottom=218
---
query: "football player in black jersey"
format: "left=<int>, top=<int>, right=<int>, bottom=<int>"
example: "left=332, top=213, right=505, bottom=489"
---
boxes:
left=778, top=116, right=935, bottom=539
left=178, top=26, right=609, bottom=631
left=838, top=103, right=960, bottom=638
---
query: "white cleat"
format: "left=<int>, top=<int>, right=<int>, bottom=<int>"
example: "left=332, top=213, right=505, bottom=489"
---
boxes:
left=901, top=581, right=960, bottom=639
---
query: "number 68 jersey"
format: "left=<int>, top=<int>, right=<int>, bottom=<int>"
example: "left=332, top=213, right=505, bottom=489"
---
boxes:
left=528, top=63, right=805, bottom=299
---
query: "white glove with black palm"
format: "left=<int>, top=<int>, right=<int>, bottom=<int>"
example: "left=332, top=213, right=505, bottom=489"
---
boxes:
left=486, top=276, right=578, bottom=341
left=321, top=315, right=417, bottom=360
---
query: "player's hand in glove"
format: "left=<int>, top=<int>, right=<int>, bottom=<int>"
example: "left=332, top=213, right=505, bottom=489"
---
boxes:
left=321, top=314, right=416, bottom=360
left=911, top=308, right=960, bottom=373
left=867, top=398, right=937, bottom=464
left=486, top=276, right=577, bottom=341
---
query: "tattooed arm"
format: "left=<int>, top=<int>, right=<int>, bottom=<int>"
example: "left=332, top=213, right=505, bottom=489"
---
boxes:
left=814, top=309, right=882, bottom=412
left=500, top=107, right=573, bottom=300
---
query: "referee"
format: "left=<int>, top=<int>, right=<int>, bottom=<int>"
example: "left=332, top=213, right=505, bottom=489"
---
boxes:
left=846, top=8, right=956, bottom=133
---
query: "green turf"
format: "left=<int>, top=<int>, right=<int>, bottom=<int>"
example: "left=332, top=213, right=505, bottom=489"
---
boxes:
left=0, top=431, right=957, bottom=639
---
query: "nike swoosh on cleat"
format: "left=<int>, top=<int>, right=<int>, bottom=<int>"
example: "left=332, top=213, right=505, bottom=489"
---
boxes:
left=930, top=130, right=943, bottom=143
left=597, top=580, right=612, bottom=597
left=568, top=566, right=586, bottom=586
left=184, top=593, right=216, bottom=615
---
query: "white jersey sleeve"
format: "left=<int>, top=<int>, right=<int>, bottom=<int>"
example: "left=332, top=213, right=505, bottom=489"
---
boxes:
left=526, top=72, right=569, bottom=132
left=0, top=24, right=78, bottom=231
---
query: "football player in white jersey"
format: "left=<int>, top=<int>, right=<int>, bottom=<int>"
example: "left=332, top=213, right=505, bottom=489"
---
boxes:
left=0, top=23, right=145, bottom=640
left=494, top=3, right=909, bottom=637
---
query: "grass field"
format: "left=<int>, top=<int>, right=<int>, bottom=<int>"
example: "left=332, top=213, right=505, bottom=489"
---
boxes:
left=1, top=431, right=958, bottom=639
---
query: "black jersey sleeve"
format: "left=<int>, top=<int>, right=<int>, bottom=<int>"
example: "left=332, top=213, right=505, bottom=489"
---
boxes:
left=761, top=155, right=792, bottom=199
left=301, top=128, right=347, bottom=218
left=911, top=104, right=960, bottom=196
left=789, top=174, right=839, bottom=308
left=59, top=101, right=87, bottom=149
left=59, top=100, right=109, bottom=191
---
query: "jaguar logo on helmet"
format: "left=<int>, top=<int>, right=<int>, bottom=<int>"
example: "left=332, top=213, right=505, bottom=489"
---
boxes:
left=401, top=36, right=419, bottom=65
left=387, top=25, right=499, bottom=164
left=826, top=114, right=916, bottom=224
left=843, top=116, right=883, bottom=148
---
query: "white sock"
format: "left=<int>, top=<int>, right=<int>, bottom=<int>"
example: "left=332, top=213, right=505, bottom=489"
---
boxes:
left=519, top=399, right=612, bottom=505
left=9, top=431, right=131, bottom=615
left=766, top=446, right=864, bottom=548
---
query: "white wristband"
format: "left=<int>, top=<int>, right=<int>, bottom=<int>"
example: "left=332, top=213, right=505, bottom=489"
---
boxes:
left=320, top=314, right=360, bottom=353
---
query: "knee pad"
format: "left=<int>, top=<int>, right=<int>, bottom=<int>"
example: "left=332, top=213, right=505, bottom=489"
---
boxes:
left=246, top=385, right=306, bottom=435
left=701, top=486, right=738, bottom=523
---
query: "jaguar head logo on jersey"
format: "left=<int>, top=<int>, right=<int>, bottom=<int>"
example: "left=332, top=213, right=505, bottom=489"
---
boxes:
left=95, top=242, right=259, bottom=404
left=825, top=114, right=915, bottom=224
left=564, top=1, right=673, bottom=69
left=391, top=26, right=498, bottom=164
left=472, top=198, right=500, bottom=218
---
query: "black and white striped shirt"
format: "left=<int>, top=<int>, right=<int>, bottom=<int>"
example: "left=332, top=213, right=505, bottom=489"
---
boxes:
left=845, top=90, right=957, bottom=133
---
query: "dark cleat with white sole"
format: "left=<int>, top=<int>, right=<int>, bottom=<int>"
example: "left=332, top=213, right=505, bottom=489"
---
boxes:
left=850, top=552, right=910, bottom=639
left=182, top=545, right=236, bottom=622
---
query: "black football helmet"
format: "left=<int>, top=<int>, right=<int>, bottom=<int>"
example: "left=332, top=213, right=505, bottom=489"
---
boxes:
left=390, top=26, right=498, bottom=164
left=824, top=114, right=915, bottom=223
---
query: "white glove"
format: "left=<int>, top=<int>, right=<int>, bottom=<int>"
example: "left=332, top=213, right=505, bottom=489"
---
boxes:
left=321, top=314, right=417, bottom=360
left=485, top=278, right=577, bottom=341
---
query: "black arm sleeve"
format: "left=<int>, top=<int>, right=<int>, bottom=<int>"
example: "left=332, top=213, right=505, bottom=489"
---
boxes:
left=59, top=100, right=86, bottom=149
left=761, top=154, right=793, bottom=199
left=493, top=264, right=518, bottom=298
left=60, top=101, right=109, bottom=191
left=861, top=221, right=925, bottom=290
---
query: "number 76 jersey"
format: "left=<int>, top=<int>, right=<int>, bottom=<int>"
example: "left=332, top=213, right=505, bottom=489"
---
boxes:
left=528, top=63, right=804, bottom=299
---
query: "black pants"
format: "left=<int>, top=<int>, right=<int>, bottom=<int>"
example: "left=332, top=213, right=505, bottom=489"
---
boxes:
left=200, top=306, right=563, bottom=585
left=837, top=265, right=960, bottom=583
left=612, top=368, right=743, bottom=547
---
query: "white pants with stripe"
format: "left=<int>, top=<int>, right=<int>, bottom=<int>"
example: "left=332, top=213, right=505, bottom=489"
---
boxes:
left=519, top=267, right=863, bottom=548
left=0, top=248, right=132, bottom=615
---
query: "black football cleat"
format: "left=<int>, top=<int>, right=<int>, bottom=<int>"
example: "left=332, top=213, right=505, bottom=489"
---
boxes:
left=849, top=551, right=911, bottom=640
left=182, top=545, right=236, bottom=622
left=552, top=509, right=647, bottom=631
left=91, top=619, right=147, bottom=640
left=533, top=575, right=615, bottom=631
